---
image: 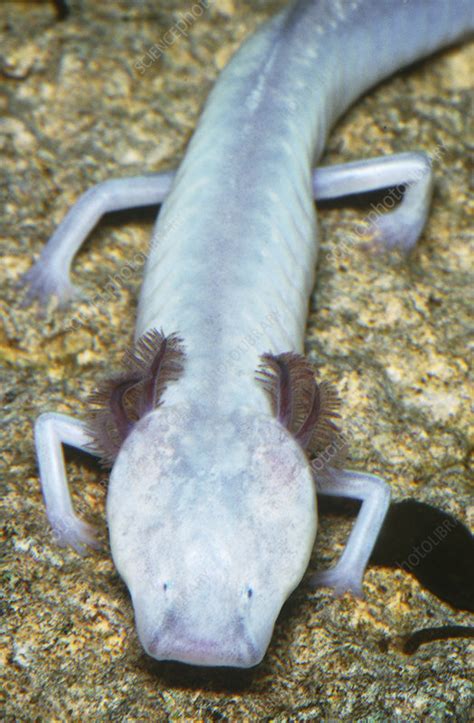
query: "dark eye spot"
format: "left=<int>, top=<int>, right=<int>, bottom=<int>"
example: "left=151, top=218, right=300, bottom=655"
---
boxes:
left=163, top=583, right=168, bottom=591
left=247, top=588, right=253, bottom=599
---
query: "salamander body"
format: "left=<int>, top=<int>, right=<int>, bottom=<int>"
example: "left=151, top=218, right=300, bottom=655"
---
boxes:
left=25, top=0, right=473, bottom=667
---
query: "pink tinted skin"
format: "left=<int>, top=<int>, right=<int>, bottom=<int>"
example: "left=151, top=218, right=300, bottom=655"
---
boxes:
left=24, top=0, right=473, bottom=666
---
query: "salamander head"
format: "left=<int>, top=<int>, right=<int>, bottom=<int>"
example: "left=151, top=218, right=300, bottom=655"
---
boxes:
left=106, top=407, right=317, bottom=668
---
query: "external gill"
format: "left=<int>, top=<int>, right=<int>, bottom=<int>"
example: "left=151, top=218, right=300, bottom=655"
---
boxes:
left=87, top=329, right=185, bottom=467
left=256, top=352, right=344, bottom=469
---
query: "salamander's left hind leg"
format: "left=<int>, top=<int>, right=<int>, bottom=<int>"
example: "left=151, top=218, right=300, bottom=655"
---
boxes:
left=310, top=468, right=391, bottom=596
left=21, top=171, right=175, bottom=307
left=312, top=151, right=434, bottom=250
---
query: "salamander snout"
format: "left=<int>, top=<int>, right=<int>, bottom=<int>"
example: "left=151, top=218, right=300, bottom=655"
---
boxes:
left=107, top=408, right=317, bottom=667
left=142, top=612, right=263, bottom=668
left=129, top=529, right=277, bottom=667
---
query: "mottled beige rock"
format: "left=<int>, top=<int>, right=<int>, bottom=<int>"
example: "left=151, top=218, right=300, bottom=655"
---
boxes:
left=1, top=1, right=472, bottom=719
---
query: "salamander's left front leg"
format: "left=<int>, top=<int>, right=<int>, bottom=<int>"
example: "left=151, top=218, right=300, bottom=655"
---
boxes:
left=34, top=412, right=101, bottom=554
left=310, top=468, right=391, bottom=596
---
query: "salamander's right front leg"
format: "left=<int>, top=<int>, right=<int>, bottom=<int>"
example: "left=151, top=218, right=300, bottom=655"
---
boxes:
left=34, top=412, right=101, bottom=554
left=22, top=171, right=175, bottom=307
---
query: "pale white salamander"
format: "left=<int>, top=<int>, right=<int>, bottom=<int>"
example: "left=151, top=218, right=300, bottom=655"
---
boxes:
left=23, top=0, right=473, bottom=667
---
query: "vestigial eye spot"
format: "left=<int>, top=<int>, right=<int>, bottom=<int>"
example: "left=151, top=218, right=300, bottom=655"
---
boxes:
left=247, top=587, right=253, bottom=598
left=163, top=583, right=168, bottom=591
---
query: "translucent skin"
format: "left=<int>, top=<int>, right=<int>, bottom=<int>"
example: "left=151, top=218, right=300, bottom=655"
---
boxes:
left=107, top=407, right=316, bottom=667
left=137, top=0, right=474, bottom=419
left=25, top=0, right=473, bottom=669
left=110, top=0, right=472, bottom=667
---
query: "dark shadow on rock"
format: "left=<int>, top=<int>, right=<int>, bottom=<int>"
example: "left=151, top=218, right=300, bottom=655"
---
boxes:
left=370, top=498, right=474, bottom=612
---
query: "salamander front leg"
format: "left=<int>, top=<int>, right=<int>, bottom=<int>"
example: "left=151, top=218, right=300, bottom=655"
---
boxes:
left=310, top=468, right=391, bottom=596
left=312, top=151, right=434, bottom=250
left=22, top=171, right=175, bottom=307
left=34, top=412, right=101, bottom=554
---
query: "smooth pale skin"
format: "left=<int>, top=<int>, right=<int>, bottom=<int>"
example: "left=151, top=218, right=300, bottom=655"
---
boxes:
left=25, top=0, right=473, bottom=668
left=108, top=408, right=316, bottom=667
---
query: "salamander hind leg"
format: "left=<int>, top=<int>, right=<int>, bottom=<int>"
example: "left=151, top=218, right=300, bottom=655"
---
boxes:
left=21, top=252, right=82, bottom=310
left=313, top=151, right=434, bottom=251
left=21, top=171, right=175, bottom=308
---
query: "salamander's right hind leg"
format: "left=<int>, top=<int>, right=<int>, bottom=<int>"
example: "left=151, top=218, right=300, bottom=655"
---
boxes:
left=21, top=171, right=175, bottom=307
